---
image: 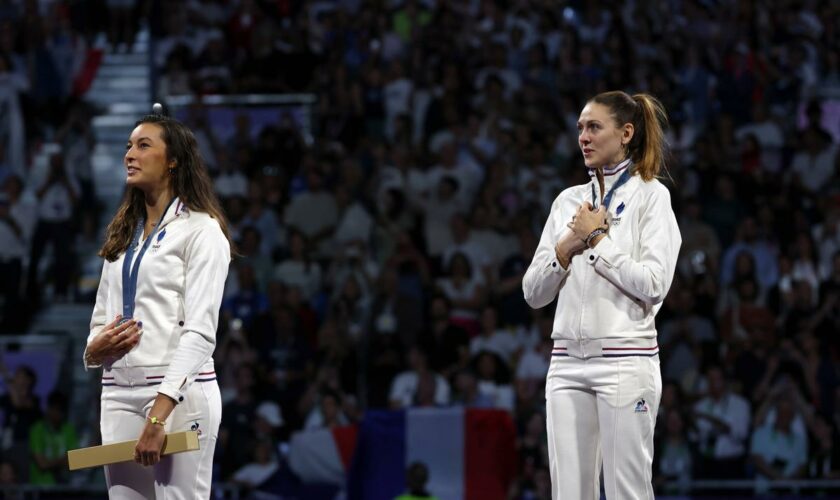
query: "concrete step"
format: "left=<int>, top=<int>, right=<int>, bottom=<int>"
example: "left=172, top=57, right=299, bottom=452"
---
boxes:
left=102, top=52, right=149, bottom=66
left=87, top=89, right=150, bottom=104
left=107, top=103, right=153, bottom=115
left=92, top=114, right=139, bottom=128
left=96, top=65, right=149, bottom=78
left=90, top=77, right=150, bottom=92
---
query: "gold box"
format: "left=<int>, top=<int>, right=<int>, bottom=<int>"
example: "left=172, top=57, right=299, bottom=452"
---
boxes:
left=67, top=431, right=200, bottom=470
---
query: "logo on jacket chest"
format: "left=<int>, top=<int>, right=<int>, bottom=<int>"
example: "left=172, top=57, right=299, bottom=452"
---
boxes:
left=151, top=228, right=167, bottom=252
left=610, top=201, right=625, bottom=226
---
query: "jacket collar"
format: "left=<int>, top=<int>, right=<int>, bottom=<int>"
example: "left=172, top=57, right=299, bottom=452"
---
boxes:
left=157, top=197, right=189, bottom=230
left=588, top=159, right=633, bottom=205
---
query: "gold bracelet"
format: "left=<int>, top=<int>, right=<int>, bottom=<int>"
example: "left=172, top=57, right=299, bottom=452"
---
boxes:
left=148, top=416, right=166, bottom=427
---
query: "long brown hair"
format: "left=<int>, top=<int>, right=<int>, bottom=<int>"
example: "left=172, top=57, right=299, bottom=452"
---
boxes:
left=589, top=91, right=669, bottom=181
left=99, top=114, right=235, bottom=261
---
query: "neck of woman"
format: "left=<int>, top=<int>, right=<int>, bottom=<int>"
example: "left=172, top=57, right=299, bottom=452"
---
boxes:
left=143, top=184, right=174, bottom=224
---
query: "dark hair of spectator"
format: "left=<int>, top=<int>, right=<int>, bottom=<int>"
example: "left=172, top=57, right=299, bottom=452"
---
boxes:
left=47, top=391, right=68, bottom=413
left=589, top=91, right=669, bottom=181
left=99, top=114, right=235, bottom=261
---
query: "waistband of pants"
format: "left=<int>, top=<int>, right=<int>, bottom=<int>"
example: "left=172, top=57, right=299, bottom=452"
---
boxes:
left=102, top=363, right=216, bottom=387
left=552, top=338, right=659, bottom=359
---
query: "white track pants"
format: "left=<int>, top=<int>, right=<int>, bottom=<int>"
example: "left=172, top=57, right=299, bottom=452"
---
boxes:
left=99, top=367, right=221, bottom=499
left=545, top=352, right=661, bottom=500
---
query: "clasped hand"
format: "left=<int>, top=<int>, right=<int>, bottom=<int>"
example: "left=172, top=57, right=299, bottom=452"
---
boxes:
left=554, top=202, right=609, bottom=266
left=568, top=202, right=609, bottom=241
left=85, top=315, right=143, bottom=365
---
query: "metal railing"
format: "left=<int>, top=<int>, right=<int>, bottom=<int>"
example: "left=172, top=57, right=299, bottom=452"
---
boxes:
left=5, top=480, right=840, bottom=499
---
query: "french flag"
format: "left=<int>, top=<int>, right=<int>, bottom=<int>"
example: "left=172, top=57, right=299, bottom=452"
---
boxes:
left=346, top=407, right=518, bottom=500
left=289, top=425, right=359, bottom=486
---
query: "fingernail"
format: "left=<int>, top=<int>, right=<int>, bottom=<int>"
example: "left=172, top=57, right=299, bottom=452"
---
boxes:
left=137, top=321, right=143, bottom=327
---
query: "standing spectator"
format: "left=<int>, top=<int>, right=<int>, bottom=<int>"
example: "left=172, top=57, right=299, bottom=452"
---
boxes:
left=389, top=346, right=450, bottom=409
left=395, top=462, right=438, bottom=500
left=0, top=365, right=42, bottom=482
left=0, top=193, right=24, bottom=332
left=435, top=252, right=485, bottom=337
left=653, top=409, right=694, bottom=495
left=692, top=365, right=752, bottom=480
left=750, top=398, right=808, bottom=483
left=28, top=392, right=77, bottom=485
left=26, top=153, right=78, bottom=307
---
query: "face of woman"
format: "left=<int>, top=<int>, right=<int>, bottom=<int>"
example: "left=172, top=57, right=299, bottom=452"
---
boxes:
left=125, top=123, right=172, bottom=192
left=577, top=102, right=632, bottom=169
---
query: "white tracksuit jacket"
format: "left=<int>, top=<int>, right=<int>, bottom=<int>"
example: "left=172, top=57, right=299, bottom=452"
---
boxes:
left=522, top=162, right=681, bottom=355
left=85, top=198, right=231, bottom=402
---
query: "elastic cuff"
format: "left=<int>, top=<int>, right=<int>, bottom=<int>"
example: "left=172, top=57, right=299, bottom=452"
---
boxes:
left=157, top=385, right=185, bottom=404
left=548, top=258, right=570, bottom=275
left=588, top=235, right=619, bottom=267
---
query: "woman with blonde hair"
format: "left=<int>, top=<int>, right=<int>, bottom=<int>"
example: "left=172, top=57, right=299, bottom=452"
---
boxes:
left=523, top=91, right=681, bottom=499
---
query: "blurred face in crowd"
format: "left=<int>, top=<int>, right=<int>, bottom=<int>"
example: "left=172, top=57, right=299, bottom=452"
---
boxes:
left=577, top=102, right=633, bottom=169
left=321, top=393, right=341, bottom=423
left=125, top=123, right=172, bottom=193
left=775, top=399, right=795, bottom=432
left=665, top=409, right=684, bottom=438
left=481, top=307, right=497, bottom=334
left=706, top=367, right=725, bottom=399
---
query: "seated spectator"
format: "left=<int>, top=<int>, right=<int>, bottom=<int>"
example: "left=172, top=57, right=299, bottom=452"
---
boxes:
left=389, top=346, right=450, bottom=409
left=28, top=391, right=76, bottom=485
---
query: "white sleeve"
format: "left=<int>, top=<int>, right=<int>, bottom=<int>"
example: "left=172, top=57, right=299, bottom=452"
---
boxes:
left=587, top=184, right=682, bottom=305
left=522, top=196, right=571, bottom=309
left=158, top=221, right=231, bottom=402
left=83, top=260, right=111, bottom=369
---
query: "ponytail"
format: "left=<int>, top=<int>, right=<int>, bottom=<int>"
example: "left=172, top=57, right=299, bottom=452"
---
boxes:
left=630, top=93, right=668, bottom=181
left=589, top=91, right=669, bottom=182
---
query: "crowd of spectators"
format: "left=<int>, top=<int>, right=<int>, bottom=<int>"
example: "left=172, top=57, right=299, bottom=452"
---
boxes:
left=0, top=0, right=131, bottom=489
left=160, top=0, right=839, bottom=497
left=2, top=0, right=840, bottom=498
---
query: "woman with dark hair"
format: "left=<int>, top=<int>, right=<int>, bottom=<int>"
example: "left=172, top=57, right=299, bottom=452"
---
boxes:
left=84, top=114, right=233, bottom=498
left=523, top=91, right=681, bottom=499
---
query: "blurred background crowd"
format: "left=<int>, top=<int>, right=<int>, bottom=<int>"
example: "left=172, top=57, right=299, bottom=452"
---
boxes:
left=0, top=0, right=840, bottom=498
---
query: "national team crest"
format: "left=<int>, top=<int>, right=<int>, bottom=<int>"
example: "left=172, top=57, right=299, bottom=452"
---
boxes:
left=152, top=228, right=166, bottom=251
left=634, top=399, right=648, bottom=413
